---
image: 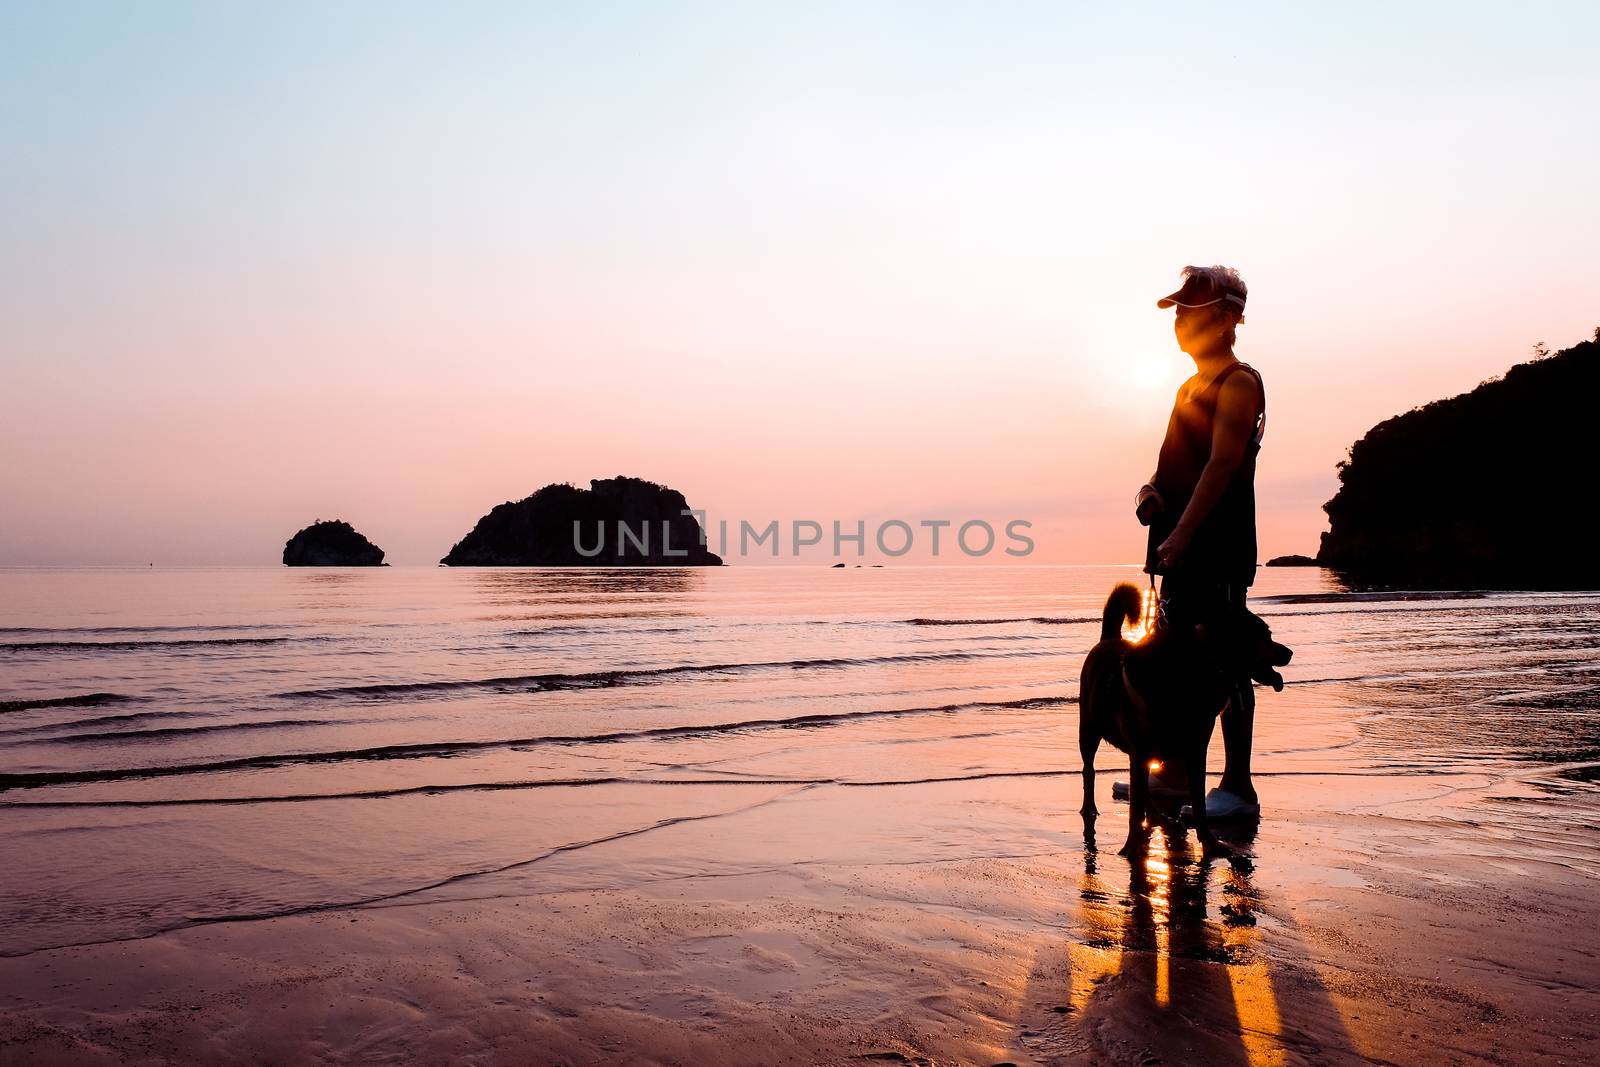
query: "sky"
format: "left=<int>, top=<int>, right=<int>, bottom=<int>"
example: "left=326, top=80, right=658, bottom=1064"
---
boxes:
left=3, top=1, right=1597, bottom=565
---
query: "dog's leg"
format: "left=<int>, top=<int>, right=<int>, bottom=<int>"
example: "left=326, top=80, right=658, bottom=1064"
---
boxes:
left=1118, top=753, right=1150, bottom=857
left=1078, top=716, right=1100, bottom=818
left=1079, top=723, right=1101, bottom=851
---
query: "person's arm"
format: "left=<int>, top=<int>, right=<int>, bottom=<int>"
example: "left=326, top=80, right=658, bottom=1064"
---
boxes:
left=1156, top=371, right=1261, bottom=568
left=1136, top=475, right=1163, bottom=525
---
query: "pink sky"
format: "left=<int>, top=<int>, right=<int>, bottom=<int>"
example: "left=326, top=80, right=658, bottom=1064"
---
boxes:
left=4, top=4, right=1597, bottom=565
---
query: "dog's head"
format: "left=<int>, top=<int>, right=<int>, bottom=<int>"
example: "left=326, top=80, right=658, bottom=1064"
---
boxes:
left=1193, top=607, right=1293, bottom=691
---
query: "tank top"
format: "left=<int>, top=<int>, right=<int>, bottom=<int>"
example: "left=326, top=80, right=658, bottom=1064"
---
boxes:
left=1146, top=361, right=1265, bottom=586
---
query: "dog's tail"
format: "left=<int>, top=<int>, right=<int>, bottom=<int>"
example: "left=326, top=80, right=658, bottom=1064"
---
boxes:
left=1101, top=583, right=1145, bottom=642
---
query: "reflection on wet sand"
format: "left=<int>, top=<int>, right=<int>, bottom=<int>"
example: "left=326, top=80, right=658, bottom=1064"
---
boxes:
left=1012, top=808, right=1360, bottom=1066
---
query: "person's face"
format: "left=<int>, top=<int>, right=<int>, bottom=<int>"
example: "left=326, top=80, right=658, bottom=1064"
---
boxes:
left=1172, top=302, right=1228, bottom=356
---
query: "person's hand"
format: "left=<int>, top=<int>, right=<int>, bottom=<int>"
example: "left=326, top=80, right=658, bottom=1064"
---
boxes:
left=1135, top=486, right=1164, bottom=527
left=1156, top=525, right=1192, bottom=571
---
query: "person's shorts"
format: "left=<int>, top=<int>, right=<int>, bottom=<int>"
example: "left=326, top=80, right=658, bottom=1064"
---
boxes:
left=1158, top=572, right=1248, bottom=626
left=1157, top=573, right=1259, bottom=707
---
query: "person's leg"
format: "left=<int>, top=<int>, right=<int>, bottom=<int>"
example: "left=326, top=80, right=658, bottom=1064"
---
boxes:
left=1215, top=582, right=1258, bottom=803
left=1216, top=677, right=1257, bottom=802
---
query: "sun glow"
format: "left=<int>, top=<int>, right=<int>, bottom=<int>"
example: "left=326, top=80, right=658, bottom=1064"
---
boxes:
left=1121, top=353, right=1174, bottom=393
left=1092, top=349, right=1189, bottom=417
left=1121, top=587, right=1160, bottom=643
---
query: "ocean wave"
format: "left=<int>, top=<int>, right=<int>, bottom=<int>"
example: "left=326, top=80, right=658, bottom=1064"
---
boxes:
left=0, top=769, right=1072, bottom=808
left=1253, top=590, right=1492, bottom=606
left=1, top=719, right=344, bottom=747
left=0, top=693, right=134, bottom=714
left=0, top=624, right=291, bottom=635
left=0, top=694, right=1072, bottom=790
left=1, top=636, right=310, bottom=653
left=278, top=649, right=1063, bottom=702
left=0, top=710, right=198, bottom=736
left=506, top=624, right=700, bottom=638
left=902, top=616, right=1097, bottom=626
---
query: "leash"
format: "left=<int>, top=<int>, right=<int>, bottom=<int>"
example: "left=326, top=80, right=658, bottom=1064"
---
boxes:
left=1148, top=571, right=1168, bottom=634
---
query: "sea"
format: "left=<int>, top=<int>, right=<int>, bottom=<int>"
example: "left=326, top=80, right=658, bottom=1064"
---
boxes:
left=2, top=564, right=1598, bottom=959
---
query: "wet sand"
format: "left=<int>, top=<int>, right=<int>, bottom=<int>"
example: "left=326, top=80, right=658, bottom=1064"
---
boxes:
left=3, top=768, right=1596, bottom=1066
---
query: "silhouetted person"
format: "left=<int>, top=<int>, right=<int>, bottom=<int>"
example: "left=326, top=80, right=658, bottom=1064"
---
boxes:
left=1137, top=265, right=1264, bottom=819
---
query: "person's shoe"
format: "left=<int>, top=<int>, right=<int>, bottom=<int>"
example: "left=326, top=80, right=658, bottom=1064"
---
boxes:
left=1111, top=769, right=1187, bottom=802
left=1180, top=788, right=1261, bottom=820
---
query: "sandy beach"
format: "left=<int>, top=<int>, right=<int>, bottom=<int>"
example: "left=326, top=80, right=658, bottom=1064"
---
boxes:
left=4, top=768, right=1597, bottom=1065
left=3, top=567, right=1598, bottom=1065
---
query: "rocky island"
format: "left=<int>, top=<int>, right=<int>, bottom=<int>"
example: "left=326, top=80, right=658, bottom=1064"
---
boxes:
left=441, top=476, right=723, bottom=566
left=1316, top=332, right=1599, bottom=588
left=282, top=520, right=386, bottom=566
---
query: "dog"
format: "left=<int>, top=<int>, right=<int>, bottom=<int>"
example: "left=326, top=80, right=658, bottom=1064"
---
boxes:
left=1078, top=583, right=1292, bottom=857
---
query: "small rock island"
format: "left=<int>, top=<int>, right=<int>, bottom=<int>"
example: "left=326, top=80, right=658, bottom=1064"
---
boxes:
left=282, top=520, right=386, bottom=566
left=1316, top=332, right=1598, bottom=588
left=441, top=476, right=723, bottom=566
